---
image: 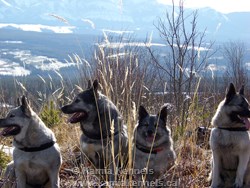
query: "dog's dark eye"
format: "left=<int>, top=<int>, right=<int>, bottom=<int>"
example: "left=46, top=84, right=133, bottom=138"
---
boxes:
left=75, top=99, right=80, bottom=103
left=9, top=114, right=15, bottom=118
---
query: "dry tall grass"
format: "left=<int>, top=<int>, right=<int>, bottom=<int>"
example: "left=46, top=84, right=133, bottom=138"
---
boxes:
left=0, top=32, right=222, bottom=188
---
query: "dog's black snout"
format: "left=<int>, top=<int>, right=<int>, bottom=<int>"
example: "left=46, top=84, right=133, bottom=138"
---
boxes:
left=147, top=129, right=154, bottom=136
left=60, top=104, right=76, bottom=114
left=61, top=105, right=69, bottom=113
left=60, top=106, right=66, bottom=112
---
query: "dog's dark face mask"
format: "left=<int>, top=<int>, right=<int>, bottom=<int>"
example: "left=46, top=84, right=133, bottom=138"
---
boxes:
left=135, top=105, right=170, bottom=147
left=0, top=96, right=31, bottom=136
left=61, top=80, right=99, bottom=124
left=225, top=83, right=250, bottom=127
left=137, top=106, right=167, bottom=142
left=0, top=112, right=22, bottom=136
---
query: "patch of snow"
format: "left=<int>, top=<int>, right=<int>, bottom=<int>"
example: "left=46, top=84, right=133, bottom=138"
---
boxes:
left=0, top=23, right=75, bottom=34
left=0, top=40, right=23, bottom=44
left=102, top=29, right=134, bottom=35
left=0, top=102, right=13, bottom=108
left=97, top=42, right=211, bottom=51
left=245, top=62, right=250, bottom=70
left=0, top=49, right=82, bottom=75
left=0, top=59, right=30, bottom=76
left=207, top=63, right=226, bottom=71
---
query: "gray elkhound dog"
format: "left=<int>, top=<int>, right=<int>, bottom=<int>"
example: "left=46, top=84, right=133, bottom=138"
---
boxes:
left=61, top=79, right=128, bottom=181
left=0, top=96, right=62, bottom=188
left=210, top=83, right=250, bottom=188
left=133, top=104, right=176, bottom=185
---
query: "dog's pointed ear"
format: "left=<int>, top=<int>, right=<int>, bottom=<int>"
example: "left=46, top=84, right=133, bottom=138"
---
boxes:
left=239, top=85, right=244, bottom=95
left=138, top=105, right=148, bottom=121
left=21, top=96, right=32, bottom=117
left=93, top=79, right=98, bottom=91
left=87, top=79, right=99, bottom=98
left=92, top=79, right=99, bottom=98
left=158, top=104, right=168, bottom=123
left=225, top=83, right=236, bottom=104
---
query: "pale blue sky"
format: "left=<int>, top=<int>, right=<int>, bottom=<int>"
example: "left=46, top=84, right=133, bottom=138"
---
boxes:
left=157, top=0, right=250, bottom=13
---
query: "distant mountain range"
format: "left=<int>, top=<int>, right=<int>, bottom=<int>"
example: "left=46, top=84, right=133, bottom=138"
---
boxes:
left=0, top=0, right=250, bottom=78
left=0, top=0, right=250, bottom=41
